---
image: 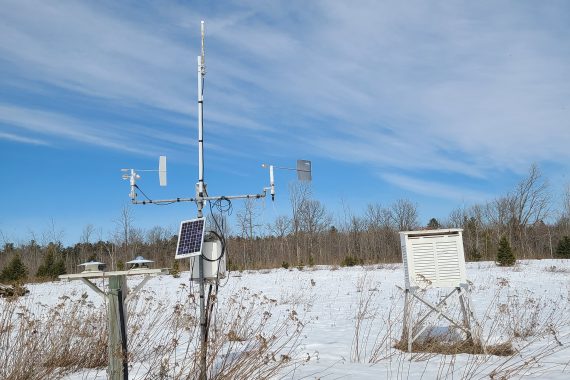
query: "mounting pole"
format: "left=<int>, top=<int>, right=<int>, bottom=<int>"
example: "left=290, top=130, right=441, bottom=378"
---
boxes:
left=197, top=20, right=208, bottom=380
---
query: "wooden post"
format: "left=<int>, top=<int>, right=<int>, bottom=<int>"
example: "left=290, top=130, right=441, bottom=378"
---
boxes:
left=108, top=275, right=127, bottom=380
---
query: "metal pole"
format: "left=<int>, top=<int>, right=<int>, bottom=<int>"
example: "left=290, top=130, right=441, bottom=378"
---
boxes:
left=198, top=55, right=205, bottom=201
left=197, top=20, right=207, bottom=380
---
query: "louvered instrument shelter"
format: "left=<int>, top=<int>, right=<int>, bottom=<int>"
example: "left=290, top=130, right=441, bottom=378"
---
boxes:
left=399, top=228, right=483, bottom=353
left=400, top=229, right=467, bottom=289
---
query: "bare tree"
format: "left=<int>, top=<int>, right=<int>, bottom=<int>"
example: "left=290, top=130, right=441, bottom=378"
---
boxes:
left=483, top=196, right=514, bottom=242
left=561, top=183, right=570, bottom=233
left=299, top=199, right=331, bottom=264
left=72, top=224, right=96, bottom=267
left=564, top=184, right=570, bottom=219
left=364, top=203, right=392, bottom=230
left=236, top=199, right=261, bottom=239
left=510, top=164, right=550, bottom=257
left=42, top=217, right=64, bottom=246
left=511, top=164, right=550, bottom=226
left=112, top=205, right=135, bottom=269
left=0, top=229, right=9, bottom=247
left=289, top=182, right=311, bottom=234
left=267, top=215, right=292, bottom=265
left=446, top=206, right=467, bottom=228
left=268, top=215, right=291, bottom=238
left=80, top=224, right=94, bottom=245
left=390, top=199, right=418, bottom=231
left=289, top=182, right=312, bottom=264
left=299, top=199, right=331, bottom=235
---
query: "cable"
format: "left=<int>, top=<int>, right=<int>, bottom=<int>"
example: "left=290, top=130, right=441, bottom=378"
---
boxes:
left=134, top=185, right=177, bottom=206
left=209, top=196, right=233, bottom=215
left=117, top=289, right=129, bottom=380
left=206, top=198, right=232, bottom=284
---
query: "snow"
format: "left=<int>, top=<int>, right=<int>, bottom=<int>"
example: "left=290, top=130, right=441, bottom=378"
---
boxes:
left=9, top=259, right=570, bottom=379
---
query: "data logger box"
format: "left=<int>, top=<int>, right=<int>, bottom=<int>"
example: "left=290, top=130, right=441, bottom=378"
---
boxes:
left=400, top=229, right=467, bottom=289
left=190, top=239, right=226, bottom=280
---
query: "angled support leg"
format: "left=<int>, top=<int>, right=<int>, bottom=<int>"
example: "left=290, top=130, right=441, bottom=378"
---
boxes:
left=403, top=288, right=413, bottom=352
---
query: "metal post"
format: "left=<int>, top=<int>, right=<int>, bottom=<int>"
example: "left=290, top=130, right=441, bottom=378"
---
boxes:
left=197, top=21, right=207, bottom=380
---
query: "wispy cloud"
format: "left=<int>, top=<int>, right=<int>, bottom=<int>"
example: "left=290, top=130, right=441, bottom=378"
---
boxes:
left=0, top=131, right=49, bottom=146
left=0, top=103, right=162, bottom=155
left=381, top=172, right=490, bottom=203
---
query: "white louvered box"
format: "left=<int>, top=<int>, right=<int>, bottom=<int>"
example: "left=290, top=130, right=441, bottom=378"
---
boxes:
left=400, top=229, right=467, bottom=289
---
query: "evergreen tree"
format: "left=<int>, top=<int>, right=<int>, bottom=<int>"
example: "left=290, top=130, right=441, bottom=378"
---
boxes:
left=496, top=236, right=516, bottom=266
left=427, top=218, right=441, bottom=229
left=555, top=236, right=570, bottom=258
left=171, top=259, right=180, bottom=278
left=0, top=255, right=28, bottom=283
left=36, top=251, right=66, bottom=279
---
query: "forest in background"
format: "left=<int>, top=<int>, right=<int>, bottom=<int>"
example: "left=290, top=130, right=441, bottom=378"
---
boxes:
left=1, top=164, right=570, bottom=283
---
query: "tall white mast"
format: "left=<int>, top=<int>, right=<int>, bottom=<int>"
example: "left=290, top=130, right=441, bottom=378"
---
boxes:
left=197, top=20, right=206, bottom=218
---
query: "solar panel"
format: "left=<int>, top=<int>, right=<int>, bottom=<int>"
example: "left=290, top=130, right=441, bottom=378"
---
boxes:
left=175, top=218, right=206, bottom=259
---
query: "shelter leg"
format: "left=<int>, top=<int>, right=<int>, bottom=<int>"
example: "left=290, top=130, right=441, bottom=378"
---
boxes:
left=403, top=289, right=413, bottom=353
left=460, top=285, right=485, bottom=351
left=458, top=287, right=473, bottom=341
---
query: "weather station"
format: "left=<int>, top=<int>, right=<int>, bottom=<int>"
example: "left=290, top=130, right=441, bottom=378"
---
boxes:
left=119, top=21, right=312, bottom=380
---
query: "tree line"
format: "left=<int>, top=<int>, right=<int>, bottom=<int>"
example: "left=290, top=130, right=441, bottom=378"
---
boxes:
left=1, top=164, right=569, bottom=283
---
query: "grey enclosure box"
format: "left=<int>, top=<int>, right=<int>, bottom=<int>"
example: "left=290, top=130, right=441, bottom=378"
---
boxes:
left=296, top=160, right=312, bottom=181
left=190, top=235, right=226, bottom=280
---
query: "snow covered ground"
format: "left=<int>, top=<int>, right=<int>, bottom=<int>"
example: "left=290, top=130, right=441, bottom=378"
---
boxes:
left=12, top=259, right=570, bottom=379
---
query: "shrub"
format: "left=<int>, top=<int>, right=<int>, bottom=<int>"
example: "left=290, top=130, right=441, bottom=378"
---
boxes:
left=341, top=255, right=362, bottom=267
left=555, top=236, right=570, bottom=258
left=281, top=261, right=290, bottom=270
left=0, top=255, right=28, bottom=283
left=308, top=255, right=315, bottom=267
left=171, top=259, right=180, bottom=278
left=496, top=236, right=516, bottom=266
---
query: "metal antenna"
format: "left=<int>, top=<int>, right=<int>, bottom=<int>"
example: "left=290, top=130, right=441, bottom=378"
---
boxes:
left=197, top=20, right=206, bottom=218
left=196, top=20, right=207, bottom=380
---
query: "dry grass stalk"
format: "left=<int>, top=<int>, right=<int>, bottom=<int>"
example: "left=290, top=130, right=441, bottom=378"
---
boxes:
left=1, top=281, right=306, bottom=380
left=0, top=293, right=107, bottom=380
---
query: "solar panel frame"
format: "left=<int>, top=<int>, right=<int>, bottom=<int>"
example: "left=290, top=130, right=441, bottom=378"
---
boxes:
left=175, top=218, right=206, bottom=259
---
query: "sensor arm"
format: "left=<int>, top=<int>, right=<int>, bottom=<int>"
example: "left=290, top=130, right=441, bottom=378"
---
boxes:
left=128, top=190, right=268, bottom=205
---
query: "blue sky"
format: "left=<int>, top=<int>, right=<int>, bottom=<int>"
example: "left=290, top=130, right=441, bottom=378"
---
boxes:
left=1, top=0, right=569, bottom=245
